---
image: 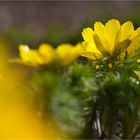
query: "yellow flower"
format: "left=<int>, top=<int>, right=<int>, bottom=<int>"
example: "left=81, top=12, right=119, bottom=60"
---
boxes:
left=81, top=19, right=140, bottom=61
left=17, top=43, right=81, bottom=67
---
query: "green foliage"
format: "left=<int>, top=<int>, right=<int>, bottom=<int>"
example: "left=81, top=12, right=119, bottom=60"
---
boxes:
left=51, top=63, right=96, bottom=138
left=28, top=51, right=140, bottom=139
left=94, top=74, right=140, bottom=139
left=29, top=62, right=97, bottom=138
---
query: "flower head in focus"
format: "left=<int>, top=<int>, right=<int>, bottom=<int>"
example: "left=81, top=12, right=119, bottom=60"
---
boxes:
left=16, top=43, right=82, bottom=67
left=81, top=19, right=140, bottom=69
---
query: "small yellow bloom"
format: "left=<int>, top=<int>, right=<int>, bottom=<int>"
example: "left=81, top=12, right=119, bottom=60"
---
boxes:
left=17, top=43, right=81, bottom=67
left=81, top=19, right=140, bottom=61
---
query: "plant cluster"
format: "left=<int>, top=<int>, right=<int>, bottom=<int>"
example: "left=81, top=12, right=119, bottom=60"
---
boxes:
left=12, top=19, right=140, bottom=139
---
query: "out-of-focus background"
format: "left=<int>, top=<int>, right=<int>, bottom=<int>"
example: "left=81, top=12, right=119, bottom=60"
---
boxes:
left=1, top=1, right=140, bottom=139
left=0, top=1, right=140, bottom=48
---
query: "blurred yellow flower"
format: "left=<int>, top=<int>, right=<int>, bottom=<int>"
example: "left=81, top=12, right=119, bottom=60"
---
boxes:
left=56, top=43, right=82, bottom=66
left=17, top=43, right=81, bottom=67
left=81, top=19, right=140, bottom=61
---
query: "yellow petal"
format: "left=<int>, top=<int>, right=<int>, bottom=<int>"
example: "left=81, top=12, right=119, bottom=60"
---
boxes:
left=105, top=19, right=121, bottom=53
left=82, top=27, right=102, bottom=55
left=82, top=28, right=94, bottom=42
left=94, top=21, right=110, bottom=54
left=127, top=27, right=140, bottom=54
left=56, top=44, right=80, bottom=66
left=93, top=33, right=109, bottom=56
left=29, top=50, right=44, bottom=65
left=19, top=44, right=31, bottom=62
left=82, top=41, right=102, bottom=59
left=19, top=44, right=43, bottom=66
left=38, top=43, right=54, bottom=64
left=127, top=37, right=140, bottom=54
left=114, top=39, right=131, bottom=56
left=129, top=27, right=140, bottom=40
left=94, top=21, right=105, bottom=40
left=94, top=21, right=105, bottom=33
left=81, top=41, right=103, bottom=60
left=117, top=21, right=134, bottom=43
left=80, top=50, right=99, bottom=60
